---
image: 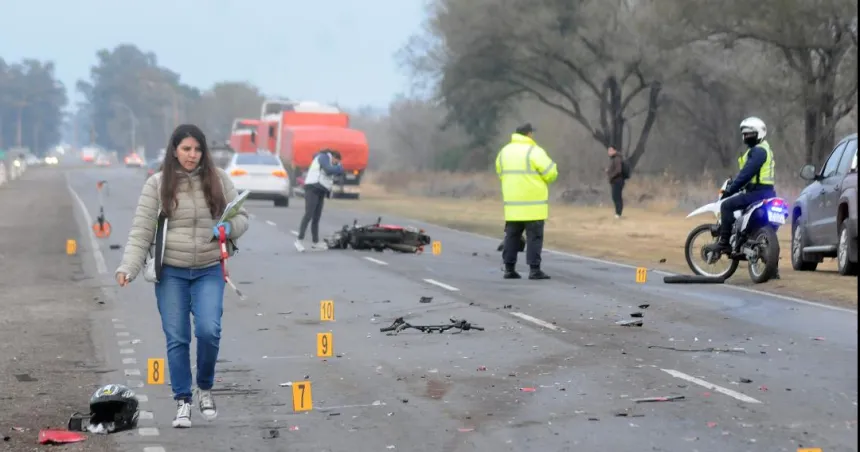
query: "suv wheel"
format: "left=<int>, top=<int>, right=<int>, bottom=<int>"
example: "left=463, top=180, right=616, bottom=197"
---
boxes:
left=790, top=220, right=818, bottom=271
left=837, top=219, right=858, bottom=276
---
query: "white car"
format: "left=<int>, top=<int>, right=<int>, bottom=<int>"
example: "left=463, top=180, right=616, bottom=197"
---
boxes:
left=225, top=152, right=290, bottom=207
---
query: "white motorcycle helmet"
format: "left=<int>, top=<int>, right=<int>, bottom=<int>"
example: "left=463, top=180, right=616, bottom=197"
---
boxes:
left=739, top=116, right=767, bottom=146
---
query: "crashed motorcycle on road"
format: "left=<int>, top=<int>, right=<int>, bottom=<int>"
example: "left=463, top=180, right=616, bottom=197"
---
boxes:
left=684, top=178, right=788, bottom=284
left=325, top=217, right=432, bottom=253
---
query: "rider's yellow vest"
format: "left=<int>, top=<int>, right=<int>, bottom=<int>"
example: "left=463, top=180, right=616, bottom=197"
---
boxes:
left=737, top=140, right=775, bottom=186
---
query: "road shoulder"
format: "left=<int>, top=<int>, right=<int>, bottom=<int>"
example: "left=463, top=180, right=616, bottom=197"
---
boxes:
left=0, top=169, right=116, bottom=451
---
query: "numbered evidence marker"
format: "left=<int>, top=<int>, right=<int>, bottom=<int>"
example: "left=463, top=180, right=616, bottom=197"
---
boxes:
left=317, top=332, right=333, bottom=358
left=147, top=358, right=165, bottom=385
left=320, top=300, right=334, bottom=321
left=292, top=380, right=313, bottom=412
left=66, top=239, right=77, bottom=255
left=431, top=241, right=442, bottom=255
left=635, top=267, right=648, bottom=283
left=797, top=449, right=822, bottom=452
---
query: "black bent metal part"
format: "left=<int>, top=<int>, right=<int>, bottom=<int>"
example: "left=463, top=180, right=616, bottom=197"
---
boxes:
left=379, top=317, right=485, bottom=335
left=324, top=217, right=431, bottom=253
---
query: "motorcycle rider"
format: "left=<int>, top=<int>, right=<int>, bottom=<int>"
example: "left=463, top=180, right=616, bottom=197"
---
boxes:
left=705, top=116, right=777, bottom=256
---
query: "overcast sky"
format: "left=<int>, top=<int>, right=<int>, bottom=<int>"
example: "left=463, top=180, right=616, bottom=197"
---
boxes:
left=0, top=0, right=427, bottom=109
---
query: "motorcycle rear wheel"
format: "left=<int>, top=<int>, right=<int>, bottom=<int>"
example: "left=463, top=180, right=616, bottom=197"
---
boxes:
left=685, top=223, right=739, bottom=279
left=747, top=226, right=780, bottom=283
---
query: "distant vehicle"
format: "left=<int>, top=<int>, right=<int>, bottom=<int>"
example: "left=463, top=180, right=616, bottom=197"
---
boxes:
left=25, top=155, right=40, bottom=166
left=791, top=133, right=858, bottom=275
left=124, top=152, right=144, bottom=167
left=144, top=159, right=161, bottom=179
left=210, top=144, right=234, bottom=170
left=80, top=147, right=98, bottom=162
left=95, top=154, right=111, bottom=167
left=224, top=151, right=290, bottom=207
left=44, top=156, right=59, bottom=165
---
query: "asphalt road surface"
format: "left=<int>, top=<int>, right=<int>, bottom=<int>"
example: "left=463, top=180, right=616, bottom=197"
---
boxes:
left=56, top=165, right=856, bottom=452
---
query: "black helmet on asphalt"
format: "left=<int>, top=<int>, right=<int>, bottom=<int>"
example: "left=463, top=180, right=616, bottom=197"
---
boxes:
left=88, top=384, right=140, bottom=431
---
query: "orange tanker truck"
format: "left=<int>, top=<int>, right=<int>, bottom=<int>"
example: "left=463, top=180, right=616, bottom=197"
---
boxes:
left=257, top=99, right=369, bottom=199
left=229, top=118, right=262, bottom=153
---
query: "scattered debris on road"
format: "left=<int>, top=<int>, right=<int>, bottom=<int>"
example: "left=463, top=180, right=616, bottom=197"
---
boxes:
left=648, top=345, right=746, bottom=353
left=633, top=395, right=685, bottom=403
left=324, top=217, right=431, bottom=253
left=380, top=317, right=485, bottom=335
left=616, top=319, right=643, bottom=327
left=38, top=429, right=87, bottom=445
left=663, top=274, right=726, bottom=284
left=739, top=377, right=753, bottom=384
left=419, top=296, right=433, bottom=304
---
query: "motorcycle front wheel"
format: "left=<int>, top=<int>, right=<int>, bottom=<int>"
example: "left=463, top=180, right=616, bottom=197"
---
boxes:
left=684, top=223, right=739, bottom=279
left=747, top=226, right=780, bottom=283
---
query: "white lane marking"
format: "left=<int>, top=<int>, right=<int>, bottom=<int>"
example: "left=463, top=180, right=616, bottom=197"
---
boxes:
left=116, top=332, right=130, bottom=337
left=262, top=354, right=311, bottom=360
left=423, top=278, right=460, bottom=291
left=364, top=256, right=388, bottom=266
left=135, top=394, right=148, bottom=402
left=114, top=324, right=126, bottom=329
left=316, top=402, right=387, bottom=411
left=66, top=176, right=107, bottom=274
left=123, top=357, right=137, bottom=364
left=138, top=411, right=154, bottom=420
left=509, top=312, right=560, bottom=331
left=289, top=230, right=299, bottom=236
left=120, top=348, right=135, bottom=354
left=127, top=380, right=144, bottom=388
left=363, top=212, right=855, bottom=314
left=138, top=427, right=160, bottom=436
left=124, top=369, right=141, bottom=376
left=661, top=368, right=762, bottom=404
left=266, top=220, right=277, bottom=226
left=118, top=340, right=131, bottom=345
left=143, top=447, right=165, bottom=452
left=111, top=318, right=119, bottom=322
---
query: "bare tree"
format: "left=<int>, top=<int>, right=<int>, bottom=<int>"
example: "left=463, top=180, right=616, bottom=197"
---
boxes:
left=402, top=0, right=666, bottom=170
left=661, top=0, right=857, bottom=164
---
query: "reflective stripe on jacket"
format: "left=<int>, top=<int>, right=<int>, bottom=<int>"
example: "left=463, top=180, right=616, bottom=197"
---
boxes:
left=495, top=133, right=558, bottom=221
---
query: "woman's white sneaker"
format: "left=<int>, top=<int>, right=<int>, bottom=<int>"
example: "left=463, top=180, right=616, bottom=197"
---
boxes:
left=172, top=400, right=192, bottom=428
left=196, top=388, right=218, bottom=420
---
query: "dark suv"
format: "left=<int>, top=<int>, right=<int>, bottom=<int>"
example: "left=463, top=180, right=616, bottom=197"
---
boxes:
left=791, top=133, right=858, bottom=275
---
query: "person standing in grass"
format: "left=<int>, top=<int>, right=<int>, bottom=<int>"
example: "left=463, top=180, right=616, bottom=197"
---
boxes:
left=605, top=146, right=628, bottom=219
left=495, top=123, right=558, bottom=280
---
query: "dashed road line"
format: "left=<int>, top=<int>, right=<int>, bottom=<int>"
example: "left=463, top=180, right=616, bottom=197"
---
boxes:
left=123, top=357, right=138, bottom=364
left=138, top=427, right=160, bottom=436
left=120, top=348, right=135, bottom=354
left=423, top=278, right=460, bottom=291
left=66, top=177, right=107, bottom=274
left=661, top=368, right=762, bottom=404
left=136, top=394, right=148, bottom=402
left=143, top=446, right=166, bottom=452
left=127, top=380, right=144, bottom=388
left=265, top=220, right=277, bottom=226
left=117, top=331, right=130, bottom=337
left=509, top=312, right=561, bottom=331
left=125, top=369, right=141, bottom=376
left=138, top=411, right=154, bottom=420
left=363, top=256, right=388, bottom=266
left=114, top=323, right=126, bottom=329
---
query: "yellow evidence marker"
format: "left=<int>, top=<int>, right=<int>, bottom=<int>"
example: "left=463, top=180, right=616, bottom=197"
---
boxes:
left=317, top=332, right=333, bottom=358
left=147, top=358, right=165, bottom=385
left=320, top=300, right=334, bottom=321
left=432, top=241, right=442, bottom=255
left=66, top=239, right=77, bottom=255
left=292, top=381, right=313, bottom=412
left=635, top=267, right=647, bottom=283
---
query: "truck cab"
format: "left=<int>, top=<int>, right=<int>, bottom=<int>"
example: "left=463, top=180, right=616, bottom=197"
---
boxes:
left=791, top=133, right=858, bottom=275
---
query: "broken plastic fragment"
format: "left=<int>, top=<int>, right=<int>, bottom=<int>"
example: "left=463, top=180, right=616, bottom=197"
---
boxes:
left=633, top=395, right=685, bottom=403
left=38, top=429, right=87, bottom=445
left=519, top=387, right=536, bottom=392
left=616, top=319, right=643, bottom=327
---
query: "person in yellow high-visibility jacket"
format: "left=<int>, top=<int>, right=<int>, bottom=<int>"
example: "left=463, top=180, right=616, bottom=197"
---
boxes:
left=495, top=123, right=558, bottom=280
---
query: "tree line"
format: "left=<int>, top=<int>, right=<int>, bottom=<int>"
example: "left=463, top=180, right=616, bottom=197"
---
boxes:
left=364, top=0, right=857, bottom=183
left=0, top=59, right=67, bottom=153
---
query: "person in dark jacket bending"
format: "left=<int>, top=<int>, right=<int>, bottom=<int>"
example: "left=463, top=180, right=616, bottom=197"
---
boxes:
left=294, top=149, right=344, bottom=252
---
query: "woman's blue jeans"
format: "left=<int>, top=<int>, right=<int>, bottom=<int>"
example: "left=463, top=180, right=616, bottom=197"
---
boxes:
left=154, top=264, right=225, bottom=402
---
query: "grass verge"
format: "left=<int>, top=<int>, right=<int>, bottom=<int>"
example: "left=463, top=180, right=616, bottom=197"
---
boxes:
left=332, top=173, right=855, bottom=310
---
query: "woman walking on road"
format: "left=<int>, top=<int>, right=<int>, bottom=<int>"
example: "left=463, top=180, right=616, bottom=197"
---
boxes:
left=115, top=124, right=250, bottom=428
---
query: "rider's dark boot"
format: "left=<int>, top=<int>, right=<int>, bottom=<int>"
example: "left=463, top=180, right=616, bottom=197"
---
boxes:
left=704, top=239, right=731, bottom=256
left=528, top=267, right=550, bottom=280
left=503, top=265, right=521, bottom=279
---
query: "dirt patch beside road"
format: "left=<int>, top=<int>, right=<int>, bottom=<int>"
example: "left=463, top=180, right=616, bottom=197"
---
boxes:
left=0, top=169, right=116, bottom=451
